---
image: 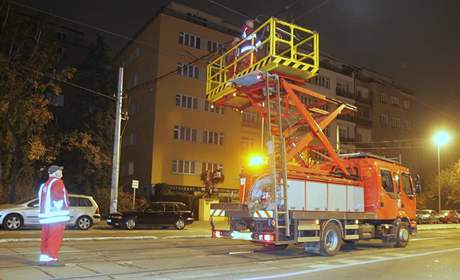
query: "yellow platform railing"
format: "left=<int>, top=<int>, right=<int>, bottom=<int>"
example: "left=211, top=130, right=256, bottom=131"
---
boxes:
left=206, top=17, right=319, bottom=102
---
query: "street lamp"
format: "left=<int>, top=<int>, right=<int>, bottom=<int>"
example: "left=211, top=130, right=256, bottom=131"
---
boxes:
left=432, top=130, right=450, bottom=212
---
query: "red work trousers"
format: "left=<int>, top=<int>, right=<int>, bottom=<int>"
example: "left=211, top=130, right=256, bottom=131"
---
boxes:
left=40, top=223, right=65, bottom=259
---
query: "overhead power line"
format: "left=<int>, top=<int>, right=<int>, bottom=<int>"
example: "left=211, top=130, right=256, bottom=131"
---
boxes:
left=206, top=0, right=250, bottom=19
left=292, top=0, right=333, bottom=22
left=24, top=66, right=116, bottom=101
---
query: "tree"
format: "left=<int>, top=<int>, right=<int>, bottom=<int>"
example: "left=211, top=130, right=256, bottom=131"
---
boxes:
left=418, top=160, right=460, bottom=210
left=0, top=9, right=75, bottom=202
left=200, top=168, right=225, bottom=198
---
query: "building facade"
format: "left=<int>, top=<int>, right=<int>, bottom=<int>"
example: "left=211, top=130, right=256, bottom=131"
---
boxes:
left=117, top=3, right=259, bottom=197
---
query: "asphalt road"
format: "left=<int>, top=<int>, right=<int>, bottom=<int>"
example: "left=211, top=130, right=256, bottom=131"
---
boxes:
left=0, top=225, right=459, bottom=280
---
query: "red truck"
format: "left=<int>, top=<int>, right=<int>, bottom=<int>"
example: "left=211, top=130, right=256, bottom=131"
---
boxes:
left=211, top=153, right=420, bottom=256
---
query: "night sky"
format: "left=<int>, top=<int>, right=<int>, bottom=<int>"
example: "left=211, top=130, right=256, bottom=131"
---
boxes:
left=15, top=0, right=460, bottom=172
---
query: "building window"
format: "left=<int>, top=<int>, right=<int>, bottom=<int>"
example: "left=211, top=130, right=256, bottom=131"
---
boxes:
left=56, top=31, right=67, bottom=41
left=379, top=114, right=388, bottom=127
left=207, top=40, right=223, bottom=53
left=177, top=63, right=201, bottom=79
left=403, top=100, right=411, bottom=109
left=390, top=96, right=400, bottom=107
left=339, top=127, right=347, bottom=139
left=380, top=94, right=388, bottom=104
left=242, top=111, right=258, bottom=127
left=133, top=73, right=138, bottom=87
left=336, top=82, right=352, bottom=98
left=202, top=162, right=223, bottom=172
left=176, top=94, right=198, bottom=109
left=310, top=75, right=330, bottom=89
left=204, top=101, right=224, bottom=114
left=172, top=160, right=196, bottom=174
left=203, top=130, right=224, bottom=145
left=299, top=94, right=311, bottom=106
left=173, top=125, right=197, bottom=142
left=390, top=117, right=401, bottom=129
left=128, top=161, right=134, bottom=176
left=178, top=32, right=201, bottom=49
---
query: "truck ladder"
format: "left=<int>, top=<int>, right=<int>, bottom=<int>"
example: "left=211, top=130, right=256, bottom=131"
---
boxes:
left=265, top=73, right=290, bottom=238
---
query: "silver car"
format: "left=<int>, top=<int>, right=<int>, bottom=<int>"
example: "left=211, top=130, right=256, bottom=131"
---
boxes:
left=0, top=194, right=101, bottom=230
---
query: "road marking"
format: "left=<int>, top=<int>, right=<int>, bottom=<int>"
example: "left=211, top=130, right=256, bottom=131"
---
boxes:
left=239, top=247, right=460, bottom=280
left=411, top=237, right=447, bottom=241
left=228, top=250, right=253, bottom=255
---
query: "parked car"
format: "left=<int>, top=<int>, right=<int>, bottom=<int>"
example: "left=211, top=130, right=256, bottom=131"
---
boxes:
left=416, top=209, right=440, bottom=224
left=107, top=201, right=194, bottom=230
left=439, top=210, right=460, bottom=224
left=0, top=194, right=101, bottom=230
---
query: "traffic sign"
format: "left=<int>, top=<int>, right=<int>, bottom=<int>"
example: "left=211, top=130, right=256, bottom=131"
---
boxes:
left=132, top=180, right=139, bottom=189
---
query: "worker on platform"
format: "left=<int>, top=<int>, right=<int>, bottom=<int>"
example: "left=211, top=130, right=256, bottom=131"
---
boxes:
left=38, top=165, right=70, bottom=267
left=239, top=19, right=261, bottom=70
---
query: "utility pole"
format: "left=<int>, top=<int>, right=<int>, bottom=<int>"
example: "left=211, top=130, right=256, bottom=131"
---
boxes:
left=110, top=67, right=123, bottom=214
left=437, top=144, right=441, bottom=212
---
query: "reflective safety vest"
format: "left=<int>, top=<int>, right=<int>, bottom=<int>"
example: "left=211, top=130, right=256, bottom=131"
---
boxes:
left=38, top=178, right=70, bottom=224
left=240, top=25, right=261, bottom=54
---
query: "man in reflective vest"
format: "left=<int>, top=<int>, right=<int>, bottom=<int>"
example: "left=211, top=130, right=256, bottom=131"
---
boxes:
left=239, top=19, right=261, bottom=70
left=38, top=165, right=70, bottom=267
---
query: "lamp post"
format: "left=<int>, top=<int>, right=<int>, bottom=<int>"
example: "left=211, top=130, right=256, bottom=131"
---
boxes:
left=432, top=131, right=450, bottom=212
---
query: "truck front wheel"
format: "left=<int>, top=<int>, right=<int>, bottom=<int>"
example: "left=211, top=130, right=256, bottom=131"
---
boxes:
left=320, top=223, right=342, bottom=256
left=395, top=222, right=410, bottom=248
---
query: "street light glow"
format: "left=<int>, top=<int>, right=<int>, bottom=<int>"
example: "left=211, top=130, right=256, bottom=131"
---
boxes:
left=433, top=130, right=450, bottom=146
left=247, top=154, right=266, bottom=167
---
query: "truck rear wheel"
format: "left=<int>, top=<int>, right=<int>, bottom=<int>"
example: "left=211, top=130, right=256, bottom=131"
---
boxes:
left=320, top=223, right=342, bottom=256
left=395, top=222, right=410, bottom=248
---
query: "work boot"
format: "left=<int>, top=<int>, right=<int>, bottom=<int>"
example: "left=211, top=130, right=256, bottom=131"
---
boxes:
left=37, top=254, right=52, bottom=266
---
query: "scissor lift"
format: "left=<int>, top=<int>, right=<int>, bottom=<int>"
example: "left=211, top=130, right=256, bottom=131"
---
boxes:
left=206, top=18, right=357, bottom=240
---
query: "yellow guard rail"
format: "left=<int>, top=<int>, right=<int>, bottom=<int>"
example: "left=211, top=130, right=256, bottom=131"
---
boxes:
left=206, top=17, right=319, bottom=102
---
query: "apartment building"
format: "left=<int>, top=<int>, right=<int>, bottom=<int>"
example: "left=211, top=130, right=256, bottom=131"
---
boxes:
left=358, top=69, right=417, bottom=166
left=117, top=3, right=260, bottom=196
left=303, top=56, right=416, bottom=169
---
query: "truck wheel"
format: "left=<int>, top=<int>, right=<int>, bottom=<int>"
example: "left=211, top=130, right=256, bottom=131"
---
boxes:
left=395, top=223, right=410, bottom=248
left=320, top=223, right=342, bottom=256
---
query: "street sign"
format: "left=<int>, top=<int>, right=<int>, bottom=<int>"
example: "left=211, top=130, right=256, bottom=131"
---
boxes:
left=132, top=180, right=139, bottom=189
